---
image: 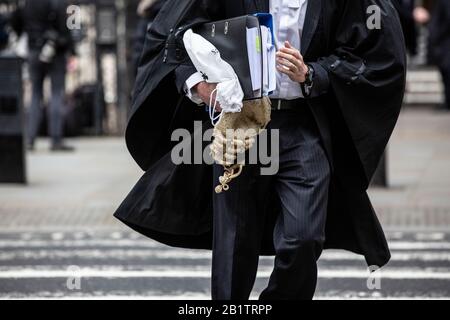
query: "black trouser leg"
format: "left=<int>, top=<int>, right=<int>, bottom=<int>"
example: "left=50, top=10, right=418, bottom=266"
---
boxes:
left=212, top=108, right=330, bottom=300
left=212, top=164, right=270, bottom=300
left=259, top=109, right=330, bottom=300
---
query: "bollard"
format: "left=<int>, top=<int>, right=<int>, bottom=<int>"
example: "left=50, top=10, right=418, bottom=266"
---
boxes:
left=0, top=55, right=27, bottom=184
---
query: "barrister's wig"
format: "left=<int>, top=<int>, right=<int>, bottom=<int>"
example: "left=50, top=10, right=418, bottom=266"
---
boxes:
left=211, top=97, right=272, bottom=193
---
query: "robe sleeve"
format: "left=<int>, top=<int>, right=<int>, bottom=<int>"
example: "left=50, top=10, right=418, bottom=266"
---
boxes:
left=127, top=0, right=226, bottom=170
left=307, top=62, right=330, bottom=98
left=313, top=0, right=407, bottom=182
left=172, top=0, right=225, bottom=94
left=174, top=64, right=198, bottom=93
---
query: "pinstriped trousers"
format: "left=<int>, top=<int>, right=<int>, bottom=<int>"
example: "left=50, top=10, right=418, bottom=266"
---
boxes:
left=212, top=106, right=331, bottom=300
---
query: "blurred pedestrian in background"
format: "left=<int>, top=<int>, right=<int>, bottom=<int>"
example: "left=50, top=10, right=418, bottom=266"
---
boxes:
left=0, top=12, right=8, bottom=52
left=392, top=0, right=430, bottom=56
left=132, top=0, right=165, bottom=77
left=393, top=0, right=419, bottom=55
left=428, top=0, right=450, bottom=111
left=11, top=0, right=77, bottom=151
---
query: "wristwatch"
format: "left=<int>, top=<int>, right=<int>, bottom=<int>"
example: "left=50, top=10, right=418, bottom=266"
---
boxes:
left=301, top=64, right=315, bottom=97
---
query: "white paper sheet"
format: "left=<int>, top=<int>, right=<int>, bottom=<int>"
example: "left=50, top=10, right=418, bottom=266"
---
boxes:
left=261, top=26, right=269, bottom=95
left=266, top=28, right=277, bottom=93
left=260, top=26, right=277, bottom=95
left=246, top=25, right=276, bottom=96
left=246, top=27, right=262, bottom=92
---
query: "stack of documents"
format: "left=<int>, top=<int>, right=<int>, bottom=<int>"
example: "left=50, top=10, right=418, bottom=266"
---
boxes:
left=246, top=25, right=277, bottom=97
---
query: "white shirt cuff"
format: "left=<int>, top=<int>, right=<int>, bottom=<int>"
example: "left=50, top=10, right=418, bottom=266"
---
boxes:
left=184, top=72, right=205, bottom=105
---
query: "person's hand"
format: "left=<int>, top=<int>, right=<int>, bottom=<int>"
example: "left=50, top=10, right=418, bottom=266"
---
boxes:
left=193, top=81, right=222, bottom=111
left=276, top=41, right=309, bottom=83
left=413, top=7, right=430, bottom=25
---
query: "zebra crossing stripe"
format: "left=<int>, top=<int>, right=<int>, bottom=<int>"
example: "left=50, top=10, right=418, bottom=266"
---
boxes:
left=0, top=249, right=449, bottom=262
left=0, top=268, right=449, bottom=279
left=0, top=240, right=449, bottom=250
left=1, top=295, right=449, bottom=301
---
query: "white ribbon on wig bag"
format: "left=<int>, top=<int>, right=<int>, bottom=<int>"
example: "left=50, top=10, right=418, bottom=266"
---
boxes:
left=183, top=29, right=244, bottom=125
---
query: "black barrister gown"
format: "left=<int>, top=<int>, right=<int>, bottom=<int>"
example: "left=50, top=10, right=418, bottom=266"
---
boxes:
left=114, top=0, right=407, bottom=268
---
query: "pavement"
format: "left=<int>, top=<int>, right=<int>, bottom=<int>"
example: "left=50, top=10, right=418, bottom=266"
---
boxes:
left=0, top=137, right=141, bottom=230
left=369, top=107, right=450, bottom=229
left=0, top=107, right=449, bottom=299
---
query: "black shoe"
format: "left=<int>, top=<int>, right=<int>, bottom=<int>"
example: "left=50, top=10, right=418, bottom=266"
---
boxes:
left=50, top=143, right=75, bottom=152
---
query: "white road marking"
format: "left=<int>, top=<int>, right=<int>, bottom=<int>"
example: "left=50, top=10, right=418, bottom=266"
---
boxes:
left=51, top=233, right=65, bottom=241
left=1, top=294, right=449, bottom=301
left=110, top=232, right=123, bottom=240
left=415, top=233, right=446, bottom=241
left=0, top=268, right=449, bottom=280
left=0, top=240, right=449, bottom=250
left=387, top=232, right=404, bottom=240
left=0, top=249, right=449, bottom=262
left=389, top=242, right=450, bottom=250
left=0, top=239, right=161, bottom=248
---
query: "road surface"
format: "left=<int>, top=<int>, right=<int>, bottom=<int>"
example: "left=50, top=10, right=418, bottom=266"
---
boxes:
left=0, top=229, right=448, bottom=300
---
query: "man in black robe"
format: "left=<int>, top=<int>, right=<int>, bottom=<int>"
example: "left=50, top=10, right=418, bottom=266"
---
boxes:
left=114, top=0, right=406, bottom=300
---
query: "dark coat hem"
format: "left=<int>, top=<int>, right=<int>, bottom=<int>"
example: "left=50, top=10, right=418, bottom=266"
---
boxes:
left=113, top=212, right=391, bottom=268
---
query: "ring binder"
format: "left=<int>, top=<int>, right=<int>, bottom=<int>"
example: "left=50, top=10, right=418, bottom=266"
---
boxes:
left=195, top=14, right=276, bottom=100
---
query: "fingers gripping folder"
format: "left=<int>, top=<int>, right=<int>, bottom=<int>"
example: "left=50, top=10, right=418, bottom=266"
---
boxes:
left=183, top=14, right=276, bottom=193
